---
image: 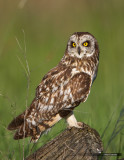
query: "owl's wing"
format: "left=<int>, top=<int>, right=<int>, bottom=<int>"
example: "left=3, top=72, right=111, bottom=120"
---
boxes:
left=7, top=65, right=92, bottom=141
left=33, top=67, right=92, bottom=122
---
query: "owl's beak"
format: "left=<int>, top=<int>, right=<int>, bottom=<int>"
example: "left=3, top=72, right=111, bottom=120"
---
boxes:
left=77, top=47, right=81, bottom=55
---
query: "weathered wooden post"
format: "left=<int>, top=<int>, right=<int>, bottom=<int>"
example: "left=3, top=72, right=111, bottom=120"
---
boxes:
left=26, top=123, right=103, bottom=160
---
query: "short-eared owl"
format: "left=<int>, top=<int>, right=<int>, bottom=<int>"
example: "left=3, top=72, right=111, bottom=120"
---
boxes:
left=8, top=32, right=99, bottom=142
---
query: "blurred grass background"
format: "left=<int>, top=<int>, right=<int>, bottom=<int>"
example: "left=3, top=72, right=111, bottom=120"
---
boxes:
left=0, top=0, right=124, bottom=159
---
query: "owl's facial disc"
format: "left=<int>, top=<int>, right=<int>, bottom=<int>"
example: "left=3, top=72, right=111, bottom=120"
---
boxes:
left=67, top=34, right=96, bottom=58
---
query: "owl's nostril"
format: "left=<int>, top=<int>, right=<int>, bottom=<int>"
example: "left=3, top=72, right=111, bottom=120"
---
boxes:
left=77, top=47, right=81, bottom=55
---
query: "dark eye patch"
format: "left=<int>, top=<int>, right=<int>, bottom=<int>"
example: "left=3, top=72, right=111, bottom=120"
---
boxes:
left=71, top=41, right=76, bottom=48
left=82, top=40, right=90, bottom=47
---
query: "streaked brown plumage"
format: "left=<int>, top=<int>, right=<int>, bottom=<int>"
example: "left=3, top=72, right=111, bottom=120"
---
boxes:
left=8, top=32, right=99, bottom=142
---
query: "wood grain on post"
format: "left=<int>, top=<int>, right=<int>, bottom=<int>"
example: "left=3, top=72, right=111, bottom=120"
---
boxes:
left=26, top=123, right=103, bottom=160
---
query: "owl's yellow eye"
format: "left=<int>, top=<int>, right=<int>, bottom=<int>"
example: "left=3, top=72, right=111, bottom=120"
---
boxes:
left=83, top=41, right=89, bottom=47
left=72, top=42, right=76, bottom=48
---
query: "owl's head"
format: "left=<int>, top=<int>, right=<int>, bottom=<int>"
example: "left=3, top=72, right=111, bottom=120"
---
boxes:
left=65, top=32, right=99, bottom=59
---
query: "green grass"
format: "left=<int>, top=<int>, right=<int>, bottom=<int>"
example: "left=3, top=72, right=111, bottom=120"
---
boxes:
left=0, top=0, right=124, bottom=159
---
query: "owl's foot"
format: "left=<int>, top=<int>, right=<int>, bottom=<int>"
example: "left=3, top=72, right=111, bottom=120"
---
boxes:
left=77, top=122, right=84, bottom=128
left=66, top=112, right=83, bottom=129
left=67, top=122, right=83, bottom=129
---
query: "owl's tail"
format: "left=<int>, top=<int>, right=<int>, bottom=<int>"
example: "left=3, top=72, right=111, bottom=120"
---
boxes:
left=7, top=112, right=25, bottom=130
left=7, top=111, right=31, bottom=139
left=7, top=113, right=61, bottom=143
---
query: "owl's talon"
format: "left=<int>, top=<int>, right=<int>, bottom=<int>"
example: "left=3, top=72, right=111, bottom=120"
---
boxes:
left=77, top=122, right=84, bottom=128
left=67, top=122, right=83, bottom=129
